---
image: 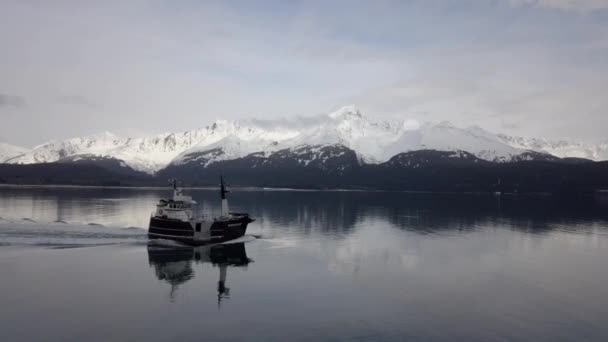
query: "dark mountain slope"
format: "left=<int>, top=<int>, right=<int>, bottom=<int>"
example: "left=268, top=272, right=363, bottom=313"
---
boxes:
left=58, top=154, right=150, bottom=178
left=2, top=146, right=607, bottom=193
left=157, top=147, right=608, bottom=193
left=157, top=144, right=361, bottom=188
left=0, top=163, right=152, bottom=186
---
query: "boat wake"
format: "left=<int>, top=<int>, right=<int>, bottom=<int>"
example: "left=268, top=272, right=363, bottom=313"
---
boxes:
left=0, top=219, right=147, bottom=248
left=148, top=235, right=260, bottom=249
left=147, top=238, right=192, bottom=248
left=0, top=218, right=262, bottom=249
left=221, top=235, right=257, bottom=244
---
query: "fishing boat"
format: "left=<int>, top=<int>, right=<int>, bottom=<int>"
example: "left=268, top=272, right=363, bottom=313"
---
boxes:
left=148, top=177, right=253, bottom=245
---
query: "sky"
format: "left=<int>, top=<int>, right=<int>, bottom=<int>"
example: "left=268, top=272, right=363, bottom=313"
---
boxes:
left=1, top=0, right=607, bottom=147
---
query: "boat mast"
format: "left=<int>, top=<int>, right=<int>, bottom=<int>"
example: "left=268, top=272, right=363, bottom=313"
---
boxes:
left=220, top=175, right=230, bottom=216
left=171, top=178, right=178, bottom=199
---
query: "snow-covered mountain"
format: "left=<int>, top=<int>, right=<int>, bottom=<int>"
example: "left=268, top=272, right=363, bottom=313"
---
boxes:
left=6, top=105, right=604, bottom=173
left=497, top=135, right=608, bottom=161
left=168, top=106, right=533, bottom=169
left=8, top=130, right=216, bottom=173
left=0, top=142, right=29, bottom=162
left=8, top=119, right=299, bottom=173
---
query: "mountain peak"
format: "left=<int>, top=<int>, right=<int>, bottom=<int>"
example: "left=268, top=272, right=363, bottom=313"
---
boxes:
left=88, top=131, right=120, bottom=141
left=328, top=105, right=363, bottom=120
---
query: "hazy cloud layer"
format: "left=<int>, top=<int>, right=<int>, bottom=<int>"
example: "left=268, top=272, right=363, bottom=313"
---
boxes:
left=510, top=0, right=608, bottom=11
left=56, top=95, right=100, bottom=109
left=0, top=93, right=25, bottom=107
left=0, top=0, right=607, bottom=146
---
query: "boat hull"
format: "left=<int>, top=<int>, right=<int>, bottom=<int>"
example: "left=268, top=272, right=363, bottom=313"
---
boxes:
left=148, top=215, right=252, bottom=246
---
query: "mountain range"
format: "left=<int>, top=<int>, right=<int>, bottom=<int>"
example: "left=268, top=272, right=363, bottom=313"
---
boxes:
left=3, top=106, right=608, bottom=175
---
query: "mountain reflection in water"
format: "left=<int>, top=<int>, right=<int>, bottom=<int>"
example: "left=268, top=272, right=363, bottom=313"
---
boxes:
left=3, top=189, right=608, bottom=341
left=147, top=242, right=252, bottom=305
left=0, top=187, right=607, bottom=237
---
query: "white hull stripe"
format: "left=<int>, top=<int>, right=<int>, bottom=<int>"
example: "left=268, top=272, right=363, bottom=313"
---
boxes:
left=148, top=232, right=224, bottom=240
left=148, top=232, right=194, bottom=239
left=149, top=226, right=193, bottom=232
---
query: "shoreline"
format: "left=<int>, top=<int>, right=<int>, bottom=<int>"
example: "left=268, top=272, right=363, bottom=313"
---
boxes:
left=0, top=183, right=569, bottom=196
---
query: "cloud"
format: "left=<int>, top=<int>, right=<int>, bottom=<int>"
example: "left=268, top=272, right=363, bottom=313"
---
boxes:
left=501, top=122, right=522, bottom=130
left=0, top=1, right=607, bottom=145
left=0, top=93, right=25, bottom=107
left=348, top=37, right=608, bottom=140
left=56, top=95, right=100, bottom=108
left=509, top=0, right=608, bottom=11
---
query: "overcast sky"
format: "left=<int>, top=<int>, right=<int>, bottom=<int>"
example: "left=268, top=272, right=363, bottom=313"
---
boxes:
left=1, top=0, right=607, bottom=147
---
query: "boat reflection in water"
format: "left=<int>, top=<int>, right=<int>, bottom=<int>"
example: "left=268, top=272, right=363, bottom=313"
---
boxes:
left=147, top=242, right=252, bottom=305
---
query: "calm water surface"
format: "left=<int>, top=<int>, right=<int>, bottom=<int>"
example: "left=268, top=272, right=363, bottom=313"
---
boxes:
left=1, top=186, right=608, bottom=341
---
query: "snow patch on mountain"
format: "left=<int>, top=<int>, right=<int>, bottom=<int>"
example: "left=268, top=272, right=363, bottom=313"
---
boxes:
left=386, top=150, right=485, bottom=168
left=172, top=135, right=281, bottom=167
left=498, top=135, right=608, bottom=161
left=255, top=144, right=359, bottom=173
left=0, top=142, right=29, bottom=162
left=10, top=132, right=121, bottom=164
left=268, top=144, right=351, bottom=167
left=378, top=121, right=526, bottom=163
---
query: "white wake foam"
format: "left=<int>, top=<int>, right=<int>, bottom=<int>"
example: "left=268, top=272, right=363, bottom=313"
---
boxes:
left=220, top=235, right=257, bottom=244
left=0, top=220, right=147, bottom=247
